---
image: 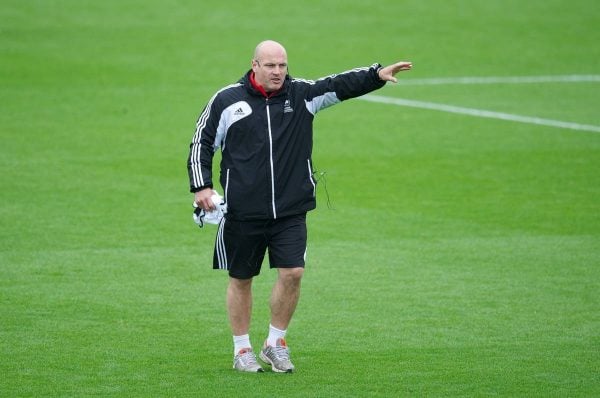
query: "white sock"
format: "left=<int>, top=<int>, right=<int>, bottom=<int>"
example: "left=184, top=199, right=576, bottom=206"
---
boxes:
left=233, top=334, right=251, bottom=355
left=266, top=324, right=287, bottom=346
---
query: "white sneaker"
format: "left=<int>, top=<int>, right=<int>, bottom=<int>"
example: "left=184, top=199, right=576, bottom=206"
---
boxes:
left=233, top=348, right=264, bottom=373
left=260, top=338, right=295, bottom=373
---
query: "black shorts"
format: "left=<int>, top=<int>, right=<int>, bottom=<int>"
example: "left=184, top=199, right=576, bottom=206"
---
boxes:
left=213, top=213, right=307, bottom=279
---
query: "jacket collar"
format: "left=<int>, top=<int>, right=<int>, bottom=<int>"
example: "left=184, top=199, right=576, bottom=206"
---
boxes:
left=242, top=70, right=289, bottom=98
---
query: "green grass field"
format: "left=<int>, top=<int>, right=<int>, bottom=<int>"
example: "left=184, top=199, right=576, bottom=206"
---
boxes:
left=2, top=0, right=599, bottom=396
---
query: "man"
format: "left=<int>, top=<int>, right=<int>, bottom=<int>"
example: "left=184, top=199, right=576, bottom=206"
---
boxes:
left=187, top=40, right=411, bottom=373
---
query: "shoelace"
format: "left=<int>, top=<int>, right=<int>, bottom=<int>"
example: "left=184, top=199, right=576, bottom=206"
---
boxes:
left=271, top=345, right=290, bottom=361
left=240, top=351, right=260, bottom=367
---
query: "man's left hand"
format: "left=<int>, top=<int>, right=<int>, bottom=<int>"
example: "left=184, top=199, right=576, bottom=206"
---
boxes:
left=378, top=61, right=413, bottom=83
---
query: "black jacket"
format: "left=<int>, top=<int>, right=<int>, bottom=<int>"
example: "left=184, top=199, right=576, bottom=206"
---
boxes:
left=187, top=63, right=386, bottom=221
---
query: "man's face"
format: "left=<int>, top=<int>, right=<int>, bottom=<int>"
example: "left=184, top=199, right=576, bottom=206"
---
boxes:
left=252, top=49, right=288, bottom=93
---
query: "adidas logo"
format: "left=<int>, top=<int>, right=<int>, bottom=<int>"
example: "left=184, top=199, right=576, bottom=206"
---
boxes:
left=283, top=100, right=293, bottom=113
left=234, top=107, right=245, bottom=116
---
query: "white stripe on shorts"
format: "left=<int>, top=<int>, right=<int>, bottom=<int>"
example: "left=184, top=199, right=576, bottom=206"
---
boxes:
left=216, top=218, right=228, bottom=269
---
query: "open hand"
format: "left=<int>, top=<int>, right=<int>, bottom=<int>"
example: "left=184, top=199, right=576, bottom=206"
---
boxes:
left=378, top=61, right=413, bottom=83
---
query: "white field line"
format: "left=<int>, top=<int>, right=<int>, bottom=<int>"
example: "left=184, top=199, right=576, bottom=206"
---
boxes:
left=395, top=74, right=600, bottom=85
left=360, top=95, right=600, bottom=133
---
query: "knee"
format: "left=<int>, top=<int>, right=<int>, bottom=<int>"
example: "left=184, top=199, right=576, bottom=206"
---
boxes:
left=279, top=267, right=304, bottom=285
left=229, top=276, right=253, bottom=292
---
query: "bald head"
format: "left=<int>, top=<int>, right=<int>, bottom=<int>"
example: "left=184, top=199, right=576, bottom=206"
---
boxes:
left=251, top=40, right=288, bottom=93
left=253, top=40, right=287, bottom=62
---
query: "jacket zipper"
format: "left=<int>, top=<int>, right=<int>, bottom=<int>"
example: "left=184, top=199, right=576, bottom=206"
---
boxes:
left=266, top=99, right=277, bottom=218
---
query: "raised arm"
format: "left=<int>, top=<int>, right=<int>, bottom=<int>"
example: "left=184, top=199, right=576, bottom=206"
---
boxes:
left=302, top=61, right=413, bottom=114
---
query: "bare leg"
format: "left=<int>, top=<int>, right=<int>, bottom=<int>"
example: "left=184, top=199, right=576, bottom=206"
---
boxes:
left=227, top=277, right=253, bottom=335
left=270, top=267, right=304, bottom=330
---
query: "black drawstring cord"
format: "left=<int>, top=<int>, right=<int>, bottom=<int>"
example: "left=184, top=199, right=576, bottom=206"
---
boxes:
left=314, top=170, right=334, bottom=210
